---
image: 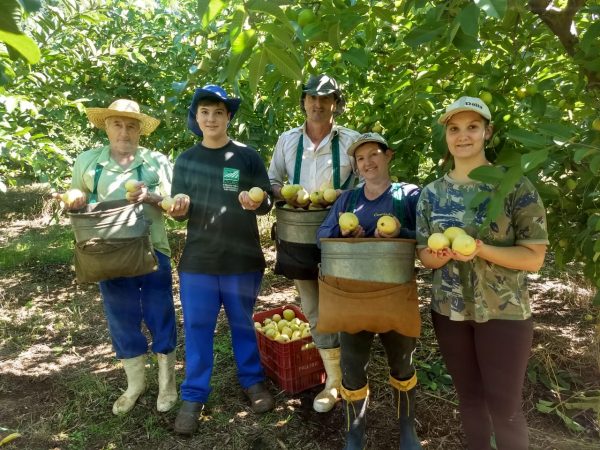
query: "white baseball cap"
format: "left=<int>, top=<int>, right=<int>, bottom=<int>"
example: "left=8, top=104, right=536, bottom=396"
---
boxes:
left=438, top=96, right=491, bottom=124
left=346, top=132, right=389, bottom=157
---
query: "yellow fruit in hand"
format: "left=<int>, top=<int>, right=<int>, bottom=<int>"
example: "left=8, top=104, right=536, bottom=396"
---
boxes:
left=339, top=212, right=359, bottom=233
left=319, top=181, right=333, bottom=191
left=160, top=196, right=175, bottom=211
left=124, top=180, right=140, bottom=192
left=281, top=184, right=300, bottom=200
left=428, top=232, right=450, bottom=251
left=452, top=234, right=477, bottom=256
left=377, top=215, right=398, bottom=235
left=296, top=188, right=310, bottom=206
left=248, top=187, right=264, bottom=203
left=309, top=191, right=323, bottom=205
left=61, top=189, right=84, bottom=206
left=282, top=308, right=295, bottom=321
left=443, top=226, right=466, bottom=244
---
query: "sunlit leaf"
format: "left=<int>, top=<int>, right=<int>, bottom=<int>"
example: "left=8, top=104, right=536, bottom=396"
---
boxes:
left=474, top=0, right=507, bottom=19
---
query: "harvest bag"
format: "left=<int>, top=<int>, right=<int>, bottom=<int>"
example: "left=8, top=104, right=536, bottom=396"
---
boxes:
left=69, top=199, right=157, bottom=283
left=317, top=274, right=421, bottom=337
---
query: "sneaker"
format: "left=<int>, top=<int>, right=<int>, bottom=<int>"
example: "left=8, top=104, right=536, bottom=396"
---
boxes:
left=244, top=382, right=275, bottom=413
left=174, top=401, right=204, bottom=435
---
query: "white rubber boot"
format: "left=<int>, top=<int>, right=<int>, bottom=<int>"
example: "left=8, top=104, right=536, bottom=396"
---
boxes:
left=112, top=354, right=146, bottom=415
left=156, top=351, right=177, bottom=412
left=313, top=347, right=342, bottom=413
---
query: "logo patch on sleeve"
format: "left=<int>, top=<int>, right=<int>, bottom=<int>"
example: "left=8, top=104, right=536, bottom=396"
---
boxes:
left=223, top=167, right=240, bottom=192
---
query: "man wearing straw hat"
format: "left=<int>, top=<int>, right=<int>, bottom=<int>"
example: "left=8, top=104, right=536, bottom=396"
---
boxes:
left=268, top=74, right=359, bottom=413
left=58, top=99, right=178, bottom=416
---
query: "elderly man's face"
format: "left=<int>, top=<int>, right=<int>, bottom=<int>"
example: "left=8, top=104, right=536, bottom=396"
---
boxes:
left=105, top=116, right=141, bottom=154
left=304, top=94, right=336, bottom=125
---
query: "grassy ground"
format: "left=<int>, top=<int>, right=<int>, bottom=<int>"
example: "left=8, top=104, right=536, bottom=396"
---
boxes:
left=0, top=186, right=599, bottom=449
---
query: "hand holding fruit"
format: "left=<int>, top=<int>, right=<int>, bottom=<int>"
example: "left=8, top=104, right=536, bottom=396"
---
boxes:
left=163, top=193, right=190, bottom=217
left=53, top=188, right=86, bottom=210
left=375, top=215, right=401, bottom=238
left=124, top=179, right=147, bottom=203
left=426, top=227, right=480, bottom=260
left=239, top=186, right=266, bottom=210
left=338, top=212, right=364, bottom=237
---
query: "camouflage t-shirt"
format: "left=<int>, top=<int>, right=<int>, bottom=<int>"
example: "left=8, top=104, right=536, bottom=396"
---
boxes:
left=416, top=173, right=548, bottom=322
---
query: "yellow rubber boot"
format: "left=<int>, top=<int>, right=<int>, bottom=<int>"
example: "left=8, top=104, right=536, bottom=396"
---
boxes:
left=112, top=354, right=146, bottom=415
left=156, top=351, right=177, bottom=412
left=313, top=347, right=342, bottom=413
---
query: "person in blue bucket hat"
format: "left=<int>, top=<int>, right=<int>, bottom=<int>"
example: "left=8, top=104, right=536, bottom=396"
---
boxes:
left=167, top=84, right=275, bottom=435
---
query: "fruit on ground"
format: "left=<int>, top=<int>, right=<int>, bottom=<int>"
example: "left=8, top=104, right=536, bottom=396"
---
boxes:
left=124, top=179, right=140, bottom=192
left=323, top=188, right=338, bottom=204
left=282, top=308, right=295, bottom=321
left=452, top=234, right=477, bottom=256
left=377, top=215, right=398, bottom=235
left=339, top=212, right=359, bottom=233
left=61, top=189, right=84, bottom=206
left=443, top=226, right=466, bottom=244
left=428, top=232, right=450, bottom=251
left=248, top=187, right=264, bottom=203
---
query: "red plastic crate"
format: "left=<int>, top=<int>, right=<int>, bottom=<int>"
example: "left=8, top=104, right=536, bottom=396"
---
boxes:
left=254, top=304, right=325, bottom=394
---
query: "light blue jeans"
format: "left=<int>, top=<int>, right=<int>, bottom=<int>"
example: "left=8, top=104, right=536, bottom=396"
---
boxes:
left=294, top=279, right=339, bottom=349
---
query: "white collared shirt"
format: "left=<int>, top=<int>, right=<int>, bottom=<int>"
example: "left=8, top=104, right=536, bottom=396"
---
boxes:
left=268, top=122, right=360, bottom=193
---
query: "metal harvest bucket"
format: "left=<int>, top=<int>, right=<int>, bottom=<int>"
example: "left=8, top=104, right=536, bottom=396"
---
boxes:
left=68, top=199, right=151, bottom=243
left=274, top=201, right=329, bottom=245
left=320, top=238, right=416, bottom=284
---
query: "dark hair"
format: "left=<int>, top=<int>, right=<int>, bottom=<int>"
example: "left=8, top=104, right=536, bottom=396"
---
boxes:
left=197, top=97, right=229, bottom=113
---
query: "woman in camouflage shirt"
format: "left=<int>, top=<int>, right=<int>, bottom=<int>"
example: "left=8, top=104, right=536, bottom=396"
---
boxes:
left=416, top=97, right=548, bottom=450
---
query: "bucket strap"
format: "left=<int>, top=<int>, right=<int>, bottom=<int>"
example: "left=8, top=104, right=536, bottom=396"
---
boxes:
left=293, top=133, right=347, bottom=189
left=345, top=183, right=407, bottom=225
left=90, top=163, right=142, bottom=204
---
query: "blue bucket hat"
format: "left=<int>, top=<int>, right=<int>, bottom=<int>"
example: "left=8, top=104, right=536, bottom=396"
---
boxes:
left=187, top=84, right=242, bottom=137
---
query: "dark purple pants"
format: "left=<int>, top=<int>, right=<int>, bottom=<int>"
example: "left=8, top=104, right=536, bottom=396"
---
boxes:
left=432, top=311, right=533, bottom=450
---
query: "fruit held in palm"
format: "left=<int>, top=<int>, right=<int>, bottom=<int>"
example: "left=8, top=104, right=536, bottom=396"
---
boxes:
left=124, top=180, right=140, bottom=192
left=377, top=215, right=398, bottom=235
left=443, top=226, right=466, bottom=244
left=248, top=187, right=264, bottom=203
left=296, top=188, right=310, bottom=206
left=323, top=188, right=338, bottom=204
left=452, top=234, right=477, bottom=256
left=61, top=189, right=84, bottom=206
left=428, top=232, right=450, bottom=251
left=160, top=196, right=175, bottom=211
left=281, top=184, right=300, bottom=200
left=309, top=191, right=323, bottom=205
left=319, top=181, right=333, bottom=192
left=339, top=212, right=359, bottom=233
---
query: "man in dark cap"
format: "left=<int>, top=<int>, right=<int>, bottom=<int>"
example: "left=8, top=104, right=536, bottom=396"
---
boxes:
left=267, top=74, right=359, bottom=413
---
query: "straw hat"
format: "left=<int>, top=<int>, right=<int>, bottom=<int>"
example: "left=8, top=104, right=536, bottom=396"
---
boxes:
left=86, top=99, right=160, bottom=135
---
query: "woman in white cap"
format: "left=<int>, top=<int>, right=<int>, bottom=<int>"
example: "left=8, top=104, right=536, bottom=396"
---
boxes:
left=60, top=99, right=178, bottom=416
left=416, top=96, right=548, bottom=449
left=317, top=132, right=422, bottom=450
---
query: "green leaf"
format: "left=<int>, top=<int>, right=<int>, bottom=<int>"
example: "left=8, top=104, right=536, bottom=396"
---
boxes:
left=591, top=154, right=600, bottom=175
left=404, top=24, right=445, bottom=47
left=231, top=29, right=257, bottom=55
left=452, top=28, right=480, bottom=52
left=201, top=0, right=225, bottom=28
left=474, top=0, right=507, bottom=19
left=247, top=47, right=268, bottom=94
left=264, top=45, right=302, bottom=81
left=572, top=147, right=597, bottom=163
left=530, top=94, right=546, bottom=117
left=247, top=0, right=292, bottom=30
left=469, top=165, right=505, bottom=184
left=536, top=123, right=576, bottom=141
left=521, top=149, right=548, bottom=172
left=555, top=410, right=585, bottom=433
left=0, top=31, right=40, bottom=64
left=593, top=290, right=600, bottom=306
left=343, top=47, right=368, bottom=68
left=505, top=128, right=548, bottom=148
left=328, top=20, right=341, bottom=50
left=459, top=3, right=480, bottom=36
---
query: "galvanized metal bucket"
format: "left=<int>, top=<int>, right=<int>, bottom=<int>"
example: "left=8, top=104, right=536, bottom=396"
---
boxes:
left=68, top=199, right=151, bottom=243
left=320, top=238, right=416, bottom=284
left=274, top=201, right=329, bottom=244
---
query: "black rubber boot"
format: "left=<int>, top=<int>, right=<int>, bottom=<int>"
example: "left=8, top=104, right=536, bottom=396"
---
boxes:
left=174, top=401, right=204, bottom=435
left=391, top=376, right=422, bottom=450
left=341, top=385, right=368, bottom=450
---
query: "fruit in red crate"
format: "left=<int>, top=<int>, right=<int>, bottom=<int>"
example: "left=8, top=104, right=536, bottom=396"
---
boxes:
left=282, top=308, right=296, bottom=321
left=272, top=313, right=282, bottom=322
